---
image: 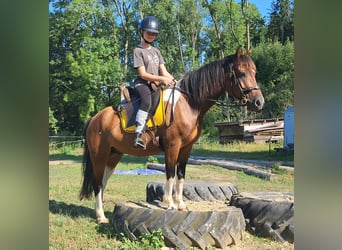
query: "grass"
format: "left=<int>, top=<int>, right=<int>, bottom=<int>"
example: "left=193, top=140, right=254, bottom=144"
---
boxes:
left=191, top=140, right=294, bottom=163
left=49, top=142, right=294, bottom=249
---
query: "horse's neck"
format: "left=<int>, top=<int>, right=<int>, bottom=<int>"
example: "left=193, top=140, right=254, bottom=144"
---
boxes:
left=198, top=90, right=224, bottom=112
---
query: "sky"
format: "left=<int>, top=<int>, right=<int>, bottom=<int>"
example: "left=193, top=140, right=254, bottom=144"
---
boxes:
left=249, top=0, right=273, bottom=19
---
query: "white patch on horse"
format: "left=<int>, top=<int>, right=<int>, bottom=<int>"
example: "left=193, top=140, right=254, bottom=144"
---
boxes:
left=95, top=187, right=108, bottom=223
left=163, top=177, right=177, bottom=209
left=102, top=166, right=114, bottom=190
left=163, top=80, right=181, bottom=112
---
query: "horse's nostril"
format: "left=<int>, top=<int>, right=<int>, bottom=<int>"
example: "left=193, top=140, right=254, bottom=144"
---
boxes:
left=255, top=96, right=264, bottom=109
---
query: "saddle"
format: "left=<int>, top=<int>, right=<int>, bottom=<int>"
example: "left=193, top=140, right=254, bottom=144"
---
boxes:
left=117, top=87, right=165, bottom=133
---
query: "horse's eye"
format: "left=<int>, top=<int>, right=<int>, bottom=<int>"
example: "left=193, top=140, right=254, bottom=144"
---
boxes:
left=239, top=71, right=246, bottom=77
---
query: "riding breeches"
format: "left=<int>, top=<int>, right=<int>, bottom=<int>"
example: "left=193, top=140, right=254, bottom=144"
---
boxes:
left=134, top=82, right=160, bottom=113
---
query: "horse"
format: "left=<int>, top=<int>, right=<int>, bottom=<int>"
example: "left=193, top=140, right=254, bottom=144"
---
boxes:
left=79, top=46, right=264, bottom=223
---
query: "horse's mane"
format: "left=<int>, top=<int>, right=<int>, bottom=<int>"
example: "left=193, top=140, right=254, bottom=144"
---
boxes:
left=179, top=54, right=254, bottom=107
left=180, top=57, right=231, bottom=106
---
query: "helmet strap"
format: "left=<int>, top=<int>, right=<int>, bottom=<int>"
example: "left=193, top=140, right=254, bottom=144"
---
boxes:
left=141, top=30, right=154, bottom=44
left=143, top=37, right=153, bottom=44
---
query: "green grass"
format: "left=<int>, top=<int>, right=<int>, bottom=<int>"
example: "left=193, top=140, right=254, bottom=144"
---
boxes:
left=49, top=142, right=294, bottom=249
left=191, top=140, right=294, bottom=163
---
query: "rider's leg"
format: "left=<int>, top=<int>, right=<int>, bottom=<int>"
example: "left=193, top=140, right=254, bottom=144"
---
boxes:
left=133, top=84, right=152, bottom=149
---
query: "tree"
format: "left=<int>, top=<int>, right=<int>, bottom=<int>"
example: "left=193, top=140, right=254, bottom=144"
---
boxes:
left=175, top=0, right=204, bottom=71
left=49, top=0, right=123, bottom=134
left=267, top=0, right=294, bottom=44
left=49, top=106, right=58, bottom=135
left=252, top=41, right=294, bottom=118
left=112, top=0, right=140, bottom=83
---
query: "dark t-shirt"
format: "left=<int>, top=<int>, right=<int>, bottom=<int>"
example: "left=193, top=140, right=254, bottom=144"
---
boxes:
left=133, top=45, right=165, bottom=80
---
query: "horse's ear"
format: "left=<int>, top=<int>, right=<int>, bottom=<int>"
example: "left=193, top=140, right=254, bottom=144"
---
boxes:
left=246, top=48, right=252, bottom=56
left=236, top=46, right=243, bottom=58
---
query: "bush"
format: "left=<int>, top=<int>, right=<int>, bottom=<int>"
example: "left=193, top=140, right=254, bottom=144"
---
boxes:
left=147, top=156, right=159, bottom=164
left=118, top=229, right=165, bottom=250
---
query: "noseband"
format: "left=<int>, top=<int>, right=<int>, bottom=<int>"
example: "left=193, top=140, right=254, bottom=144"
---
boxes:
left=229, top=63, right=260, bottom=105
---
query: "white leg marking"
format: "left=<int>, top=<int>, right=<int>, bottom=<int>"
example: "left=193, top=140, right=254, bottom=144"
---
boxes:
left=95, top=187, right=108, bottom=223
left=95, top=166, right=114, bottom=224
left=163, top=177, right=176, bottom=209
left=175, top=178, right=186, bottom=210
left=102, top=166, right=114, bottom=191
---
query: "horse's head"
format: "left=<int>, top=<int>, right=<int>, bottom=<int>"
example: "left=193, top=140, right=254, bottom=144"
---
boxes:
left=225, top=46, right=264, bottom=112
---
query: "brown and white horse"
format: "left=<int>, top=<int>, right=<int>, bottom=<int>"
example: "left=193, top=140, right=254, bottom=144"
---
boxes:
left=79, top=46, right=264, bottom=223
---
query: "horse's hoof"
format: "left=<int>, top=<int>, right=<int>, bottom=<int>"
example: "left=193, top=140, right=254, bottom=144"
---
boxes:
left=176, top=200, right=187, bottom=211
left=166, top=203, right=177, bottom=210
left=97, top=217, right=109, bottom=224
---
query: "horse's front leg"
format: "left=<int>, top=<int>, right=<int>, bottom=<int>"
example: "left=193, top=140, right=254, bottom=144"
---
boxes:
left=175, top=178, right=187, bottom=211
left=174, top=144, right=193, bottom=211
left=163, top=167, right=187, bottom=210
left=163, top=174, right=177, bottom=209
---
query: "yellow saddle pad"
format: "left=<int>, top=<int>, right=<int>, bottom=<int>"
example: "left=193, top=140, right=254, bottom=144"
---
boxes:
left=119, top=90, right=165, bottom=133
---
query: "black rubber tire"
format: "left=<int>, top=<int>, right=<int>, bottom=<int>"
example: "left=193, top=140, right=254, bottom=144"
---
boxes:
left=112, top=201, right=246, bottom=249
left=146, top=179, right=239, bottom=202
left=230, top=191, right=294, bottom=243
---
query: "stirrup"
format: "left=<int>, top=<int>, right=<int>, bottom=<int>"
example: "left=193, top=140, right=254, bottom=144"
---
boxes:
left=133, top=134, right=146, bottom=149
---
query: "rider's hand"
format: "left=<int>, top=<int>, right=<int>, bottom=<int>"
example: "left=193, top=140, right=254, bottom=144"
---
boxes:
left=162, top=77, right=176, bottom=87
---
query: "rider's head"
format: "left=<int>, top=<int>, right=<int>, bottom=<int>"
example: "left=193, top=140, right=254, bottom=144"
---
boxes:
left=138, top=16, right=160, bottom=44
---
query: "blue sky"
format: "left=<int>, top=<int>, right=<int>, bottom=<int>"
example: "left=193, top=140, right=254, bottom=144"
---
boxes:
left=249, top=0, right=273, bottom=18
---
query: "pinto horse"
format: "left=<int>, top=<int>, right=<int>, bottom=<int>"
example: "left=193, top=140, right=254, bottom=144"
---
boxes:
left=79, top=46, right=264, bottom=223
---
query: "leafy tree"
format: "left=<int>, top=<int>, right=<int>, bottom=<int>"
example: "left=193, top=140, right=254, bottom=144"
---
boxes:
left=49, top=0, right=123, bottom=134
left=252, top=41, right=294, bottom=118
left=175, top=0, right=204, bottom=71
left=49, top=106, right=58, bottom=135
left=111, top=0, right=140, bottom=83
left=267, top=0, right=294, bottom=44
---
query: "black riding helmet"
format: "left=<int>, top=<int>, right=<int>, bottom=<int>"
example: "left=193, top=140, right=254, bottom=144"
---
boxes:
left=138, top=16, right=160, bottom=34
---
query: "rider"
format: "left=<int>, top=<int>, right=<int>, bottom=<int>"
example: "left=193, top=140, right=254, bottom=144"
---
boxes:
left=133, top=16, right=175, bottom=149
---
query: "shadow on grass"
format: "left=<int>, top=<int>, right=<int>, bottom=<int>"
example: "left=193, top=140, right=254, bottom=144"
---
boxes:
left=49, top=199, right=95, bottom=219
left=49, top=199, right=120, bottom=238
left=95, top=223, right=119, bottom=239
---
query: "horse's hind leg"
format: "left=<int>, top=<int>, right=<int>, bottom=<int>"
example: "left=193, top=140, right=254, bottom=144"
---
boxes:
left=95, top=151, right=122, bottom=224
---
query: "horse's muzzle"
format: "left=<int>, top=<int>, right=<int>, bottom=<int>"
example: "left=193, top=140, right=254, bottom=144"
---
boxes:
left=247, top=95, right=264, bottom=111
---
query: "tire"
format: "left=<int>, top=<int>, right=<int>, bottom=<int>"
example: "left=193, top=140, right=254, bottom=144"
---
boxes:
left=112, top=201, right=246, bottom=249
left=230, top=191, right=294, bottom=243
left=146, top=180, right=239, bottom=202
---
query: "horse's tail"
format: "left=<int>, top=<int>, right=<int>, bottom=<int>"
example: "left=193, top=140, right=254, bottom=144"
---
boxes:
left=79, top=118, right=95, bottom=200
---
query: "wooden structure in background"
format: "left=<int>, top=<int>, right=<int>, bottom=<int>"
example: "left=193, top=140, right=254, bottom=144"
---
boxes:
left=214, top=118, right=284, bottom=144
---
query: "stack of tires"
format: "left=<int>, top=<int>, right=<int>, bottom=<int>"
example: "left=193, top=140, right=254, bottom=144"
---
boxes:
left=112, top=179, right=294, bottom=249
left=230, top=191, right=294, bottom=243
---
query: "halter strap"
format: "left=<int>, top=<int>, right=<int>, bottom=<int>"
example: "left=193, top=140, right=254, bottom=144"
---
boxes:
left=229, top=63, right=260, bottom=104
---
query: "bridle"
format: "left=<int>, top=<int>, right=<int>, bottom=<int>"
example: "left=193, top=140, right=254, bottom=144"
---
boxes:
left=229, top=63, right=260, bottom=105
